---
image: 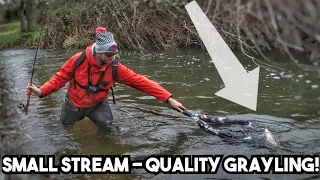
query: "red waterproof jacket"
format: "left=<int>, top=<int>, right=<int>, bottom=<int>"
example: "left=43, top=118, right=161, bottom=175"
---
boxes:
left=39, top=44, right=172, bottom=108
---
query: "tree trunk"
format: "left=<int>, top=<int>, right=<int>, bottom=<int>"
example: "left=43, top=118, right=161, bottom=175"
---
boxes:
left=0, top=8, right=4, bottom=24
left=19, top=0, right=27, bottom=32
left=26, top=0, right=37, bottom=31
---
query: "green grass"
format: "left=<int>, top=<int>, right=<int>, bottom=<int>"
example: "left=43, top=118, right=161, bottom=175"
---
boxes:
left=0, top=21, right=20, bottom=32
left=0, top=22, right=41, bottom=49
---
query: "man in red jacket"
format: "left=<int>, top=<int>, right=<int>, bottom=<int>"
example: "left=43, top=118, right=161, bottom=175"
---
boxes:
left=27, top=27, right=186, bottom=131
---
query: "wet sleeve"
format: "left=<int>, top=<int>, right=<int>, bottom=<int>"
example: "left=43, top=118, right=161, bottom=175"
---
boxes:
left=117, top=63, right=172, bottom=103
left=39, top=53, right=81, bottom=97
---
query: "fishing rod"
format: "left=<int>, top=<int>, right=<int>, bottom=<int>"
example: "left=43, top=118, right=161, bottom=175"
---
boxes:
left=182, top=110, right=277, bottom=146
left=23, top=23, right=45, bottom=115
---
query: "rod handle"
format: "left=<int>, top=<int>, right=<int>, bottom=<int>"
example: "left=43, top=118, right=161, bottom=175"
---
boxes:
left=24, top=93, right=30, bottom=115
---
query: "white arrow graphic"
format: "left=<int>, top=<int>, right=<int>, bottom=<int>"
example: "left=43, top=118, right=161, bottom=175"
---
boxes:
left=185, top=1, right=260, bottom=111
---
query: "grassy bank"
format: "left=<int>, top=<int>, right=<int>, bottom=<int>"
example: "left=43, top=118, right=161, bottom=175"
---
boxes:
left=0, top=22, right=42, bottom=50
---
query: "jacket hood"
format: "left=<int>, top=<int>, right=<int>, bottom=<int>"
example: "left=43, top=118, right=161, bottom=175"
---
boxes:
left=85, top=44, right=106, bottom=69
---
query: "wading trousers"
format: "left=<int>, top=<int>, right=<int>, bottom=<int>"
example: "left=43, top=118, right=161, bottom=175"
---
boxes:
left=60, top=95, right=116, bottom=133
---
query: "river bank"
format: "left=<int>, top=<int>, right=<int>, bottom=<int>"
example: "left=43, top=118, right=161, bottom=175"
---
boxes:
left=43, top=0, right=320, bottom=66
left=1, top=0, right=319, bottom=67
left=0, top=22, right=41, bottom=50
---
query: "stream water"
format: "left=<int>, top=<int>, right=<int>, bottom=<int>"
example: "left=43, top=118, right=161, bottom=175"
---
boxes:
left=0, top=48, right=319, bottom=180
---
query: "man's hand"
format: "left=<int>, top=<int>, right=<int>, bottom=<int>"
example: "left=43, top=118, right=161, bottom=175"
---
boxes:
left=26, top=83, right=42, bottom=97
left=167, top=97, right=187, bottom=113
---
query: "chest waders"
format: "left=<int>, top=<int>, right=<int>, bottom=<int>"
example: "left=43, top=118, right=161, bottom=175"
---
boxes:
left=72, top=51, right=118, bottom=104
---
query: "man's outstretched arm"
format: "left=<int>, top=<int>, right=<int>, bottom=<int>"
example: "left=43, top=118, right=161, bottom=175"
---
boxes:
left=116, top=63, right=186, bottom=112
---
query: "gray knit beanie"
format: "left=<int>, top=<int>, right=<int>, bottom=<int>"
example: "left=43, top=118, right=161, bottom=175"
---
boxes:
left=94, top=27, right=118, bottom=53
